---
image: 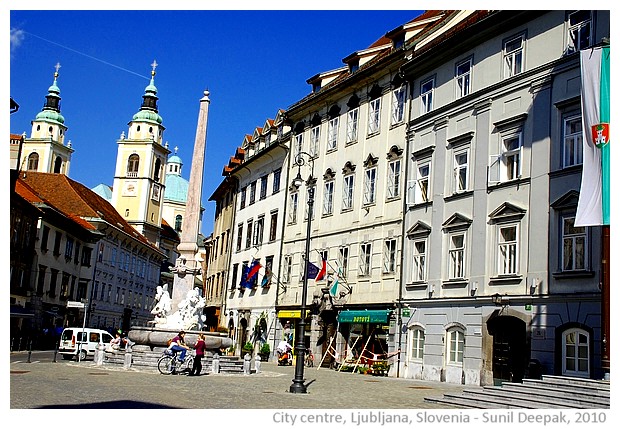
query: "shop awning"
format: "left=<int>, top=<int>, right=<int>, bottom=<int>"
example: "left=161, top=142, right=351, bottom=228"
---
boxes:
left=10, top=305, right=34, bottom=318
left=338, top=309, right=391, bottom=324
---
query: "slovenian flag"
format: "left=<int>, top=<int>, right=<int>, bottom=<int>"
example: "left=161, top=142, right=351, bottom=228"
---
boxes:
left=316, top=257, right=326, bottom=281
left=246, top=259, right=262, bottom=286
left=575, top=45, right=610, bottom=226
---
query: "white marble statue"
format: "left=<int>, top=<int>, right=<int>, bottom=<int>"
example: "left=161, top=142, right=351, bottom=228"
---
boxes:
left=150, top=284, right=172, bottom=324
left=156, top=287, right=206, bottom=330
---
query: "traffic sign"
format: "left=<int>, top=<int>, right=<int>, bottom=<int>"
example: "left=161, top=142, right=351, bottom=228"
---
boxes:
left=66, top=301, right=85, bottom=309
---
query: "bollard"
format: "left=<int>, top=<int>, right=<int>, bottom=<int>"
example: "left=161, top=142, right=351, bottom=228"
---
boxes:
left=27, top=340, right=32, bottom=363
left=123, top=351, right=132, bottom=370
left=243, top=353, right=251, bottom=375
left=95, top=343, right=105, bottom=366
left=212, top=353, right=220, bottom=374
left=254, top=354, right=261, bottom=374
left=53, top=342, right=58, bottom=363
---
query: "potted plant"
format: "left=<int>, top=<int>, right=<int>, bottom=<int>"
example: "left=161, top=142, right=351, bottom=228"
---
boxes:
left=242, top=341, right=254, bottom=356
left=258, top=342, right=270, bottom=361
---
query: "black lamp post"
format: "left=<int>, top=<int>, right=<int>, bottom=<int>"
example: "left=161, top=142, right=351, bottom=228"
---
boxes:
left=289, top=151, right=314, bottom=394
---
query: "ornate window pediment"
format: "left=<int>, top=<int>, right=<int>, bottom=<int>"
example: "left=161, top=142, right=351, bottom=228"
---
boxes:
left=488, top=202, right=526, bottom=223
left=323, top=168, right=336, bottom=181
left=442, top=213, right=472, bottom=232
left=368, top=84, right=382, bottom=100
left=328, top=104, right=341, bottom=119
left=363, top=153, right=378, bottom=167
left=342, top=161, right=356, bottom=175
left=551, top=190, right=580, bottom=210
left=406, top=220, right=431, bottom=238
left=387, top=145, right=403, bottom=160
left=347, top=94, right=360, bottom=110
left=311, top=113, right=322, bottom=127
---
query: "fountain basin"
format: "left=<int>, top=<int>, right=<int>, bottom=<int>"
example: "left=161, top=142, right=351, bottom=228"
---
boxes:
left=128, top=326, right=232, bottom=350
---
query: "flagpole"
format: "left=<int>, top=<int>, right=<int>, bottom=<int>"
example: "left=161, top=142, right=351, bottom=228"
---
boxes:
left=601, top=225, right=610, bottom=379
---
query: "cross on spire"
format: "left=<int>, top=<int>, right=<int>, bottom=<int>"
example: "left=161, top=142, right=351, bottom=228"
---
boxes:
left=151, top=59, right=158, bottom=76
left=54, top=62, right=61, bottom=77
left=174, top=146, right=179, bottom=154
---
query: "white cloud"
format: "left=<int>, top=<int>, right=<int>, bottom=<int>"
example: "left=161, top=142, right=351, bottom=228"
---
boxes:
left=10, top=28, right=25, bottom=53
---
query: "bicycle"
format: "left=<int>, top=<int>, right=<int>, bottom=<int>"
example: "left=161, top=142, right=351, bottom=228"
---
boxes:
left=157, top=349, right=194, bottom=375
left=304, top=350, right=314, bottom=367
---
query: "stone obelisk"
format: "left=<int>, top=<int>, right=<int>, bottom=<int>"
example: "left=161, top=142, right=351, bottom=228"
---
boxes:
left=171, top=90, right=210, bottom=313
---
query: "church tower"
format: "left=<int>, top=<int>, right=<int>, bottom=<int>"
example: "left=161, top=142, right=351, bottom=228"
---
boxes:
left=111, top=61, right=170, bottom=246
left=22, top=63, right=74, bottom=175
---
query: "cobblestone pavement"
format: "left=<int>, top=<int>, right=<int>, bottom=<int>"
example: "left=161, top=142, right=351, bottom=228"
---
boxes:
left=10, top=355, right=466, bottom=410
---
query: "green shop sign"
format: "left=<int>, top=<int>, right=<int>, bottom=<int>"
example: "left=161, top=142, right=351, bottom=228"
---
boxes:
left=338, top=310, right=390, bottom=324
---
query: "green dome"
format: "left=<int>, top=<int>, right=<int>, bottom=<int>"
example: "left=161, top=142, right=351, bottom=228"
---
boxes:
left=132, top=109, right=163, bottom=124
left=164, top=173, right=189, bottom=203
left=168, top=155, right=183, bottom=165
left=35, top=110, right=65, bottom=124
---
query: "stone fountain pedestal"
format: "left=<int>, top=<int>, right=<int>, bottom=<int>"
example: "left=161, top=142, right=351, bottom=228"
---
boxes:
left=127, top=326, right=232, bottom=350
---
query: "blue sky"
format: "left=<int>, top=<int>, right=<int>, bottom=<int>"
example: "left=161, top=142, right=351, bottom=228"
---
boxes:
left=9, top=8, right=422, bottom=235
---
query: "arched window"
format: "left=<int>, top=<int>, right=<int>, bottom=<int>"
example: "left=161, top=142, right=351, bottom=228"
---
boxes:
left=446, top=327, right=464, bottom=364
left=175, top=215, right=182, bottom=232
left=127, top=154, right=140, bottom=177
left=53, top=156, right=63, bottom=173
left=562, top=328, right=590, bottom=377
left=408, top=326, right=425, bottom=361
left=154, top=158, right=162, bottom=182
left=27, top=153, right=39, bottom=171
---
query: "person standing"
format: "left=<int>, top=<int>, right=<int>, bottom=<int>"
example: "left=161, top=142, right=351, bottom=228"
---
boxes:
left=189, top=333, right=207, bottom=376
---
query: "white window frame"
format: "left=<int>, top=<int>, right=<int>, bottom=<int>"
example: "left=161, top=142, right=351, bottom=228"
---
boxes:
left=412, top=238, right=427, bottom=282
left=453, top=147, right=470, bottom=193
left=282, top=255, right=292, bottom=284
left=563, top=114, right=583, bottom=168
left=346, top=107, right=359, bottom=143
left=368, top=97, right=381, bottom=135
left=288, top=192, right=298, bottom=224
left=497, top=223, right=519, bottom=275
left=408, top=159, right=431, bottom=205
left=338, top=246, right=349, bottom=277
left=409, top=327, right=425, bottom=361
left=343, top=174, right=354, bottom=211
left=310, top=125, right=320, bottom=158
left=363, top=167, right=377, bottom=205
left=420, top=77, right=434, bottom=114
left=446, top=328, right=464, bottom=365
left=359, top=242, right=372, bottom=276
left=455, top=58, right=472, bottom=98
left=383, top=238, right=397, bottom=273
left=504, top=34, right=525, bottom=78
left=567, top=10, right=592, bottom=53
left=294, top=133, right=303, bottom=159
left=327, top=117, right=339, bottom=151
left=387, top=159, right=401, bottom=199
left=562, top=216, right=587, bottom=271
left=489, top=131, right=523, bottom=184
left=323, top=181, right=334, bottom=216
left=391, top=85, right=406, bottom=125
left=246, top=219, right=253, bottom=249
left=562, top=328, right=590, bottom=377
left=253, top=216, right=265, bottom=247
left=448, top=232, right=466, bottom=280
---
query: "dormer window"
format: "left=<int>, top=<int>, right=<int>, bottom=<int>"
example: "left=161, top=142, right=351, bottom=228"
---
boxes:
left=349, top=61, right=359, bottom=73
left=312, top=82, right=321, bottom=93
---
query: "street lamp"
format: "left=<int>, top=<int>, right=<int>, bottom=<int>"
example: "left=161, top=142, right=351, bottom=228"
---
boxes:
left=290, top=151, right=314, bottom=394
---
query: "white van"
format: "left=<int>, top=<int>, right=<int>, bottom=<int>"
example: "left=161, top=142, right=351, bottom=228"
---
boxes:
left=59, top=327, right=114, bottom=361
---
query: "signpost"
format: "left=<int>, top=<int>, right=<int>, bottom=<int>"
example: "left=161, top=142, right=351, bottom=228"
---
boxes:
left=67, top=300, right=87, bottom=362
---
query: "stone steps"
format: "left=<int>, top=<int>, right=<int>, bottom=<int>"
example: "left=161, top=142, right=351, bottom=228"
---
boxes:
left=425, top=375, right=610, bottom=409
left=102, top=345, right=246, bottom=374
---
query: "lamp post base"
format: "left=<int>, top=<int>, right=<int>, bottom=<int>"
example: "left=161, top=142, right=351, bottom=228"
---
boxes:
left=289, top=379, right=307, bottom=394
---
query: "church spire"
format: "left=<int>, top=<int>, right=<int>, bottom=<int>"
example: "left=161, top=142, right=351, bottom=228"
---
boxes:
left=36, top=62, right=64, bottom=124
left=132, top=60, right=163, bottom=125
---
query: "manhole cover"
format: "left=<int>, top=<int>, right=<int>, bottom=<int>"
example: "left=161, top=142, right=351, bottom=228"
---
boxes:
left=10, top=370, right=29, bottom=375
left=407, top=386, right=433, bottom=389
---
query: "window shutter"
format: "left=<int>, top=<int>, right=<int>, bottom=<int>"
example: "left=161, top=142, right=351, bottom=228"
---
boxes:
left=383, top=243, right=390, bottom=273
left=488, top=154, right=501, bottom=184
left=518, top=145, right=524, bottom=178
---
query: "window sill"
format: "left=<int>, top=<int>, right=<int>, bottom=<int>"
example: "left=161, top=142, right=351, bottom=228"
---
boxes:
left=345, top=140, right=358, bottom=146
left=552, top=270, right=595, bottom=279
left=442, top=279, right=469, bottom=288
left=341, top=208, right=354, bottom=214
left=487, top=177, right=530, bottom=191
left=444, top=190, right=473, bottom=202
left=405, top=281, right=427, bottom=289
left=389, top=121, right=405, bottom=130
left=367, top=130, right=381, bottom=139
left=489, top=274, right=523, bottom=284
left=407, top=200, right=432, bottom=210
left=385, top=196, right=401, bottom=202
left=321, top=213, right=334, bottom=219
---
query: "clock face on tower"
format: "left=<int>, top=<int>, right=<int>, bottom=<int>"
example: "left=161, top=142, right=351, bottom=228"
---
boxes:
left=122, top=180, right=137, bottom=196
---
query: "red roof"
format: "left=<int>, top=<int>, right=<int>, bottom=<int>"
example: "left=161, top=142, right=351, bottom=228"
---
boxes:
left=20, top=172, right=158, bottom=250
